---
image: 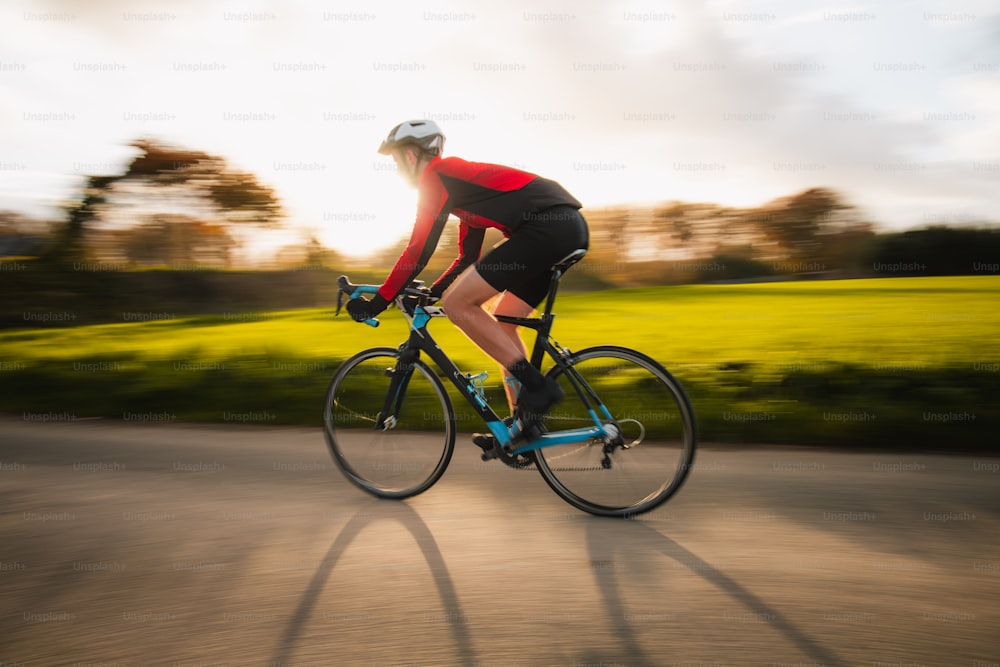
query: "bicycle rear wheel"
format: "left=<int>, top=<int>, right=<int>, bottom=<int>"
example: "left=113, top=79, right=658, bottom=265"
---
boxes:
left=323, top=347, right=455, bottom=499
left=534, top=346, right=696, bottom=517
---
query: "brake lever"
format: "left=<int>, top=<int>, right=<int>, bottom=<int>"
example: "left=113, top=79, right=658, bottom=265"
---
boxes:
left=335, top=275, right=353, bottom=317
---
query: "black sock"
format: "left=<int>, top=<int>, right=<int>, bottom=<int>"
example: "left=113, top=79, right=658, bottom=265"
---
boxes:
left=506, top=358, right=545, bottom=391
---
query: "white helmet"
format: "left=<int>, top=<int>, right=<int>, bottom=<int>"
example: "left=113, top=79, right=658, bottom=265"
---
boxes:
left=378, top=119, right=446, bottom=156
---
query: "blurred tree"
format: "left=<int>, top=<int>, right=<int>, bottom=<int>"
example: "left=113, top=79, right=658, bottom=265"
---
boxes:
left=120, top=215, right=236, bottom=268
left=0, top=210, right=53, bottom=258
left=653, top=202, right=719, bottom=259
left=865, top=226, right=1000, bottom=275
left=757, top=187, right=847, bottom=262
left=579, top=188, right=868, bottom=282
left=49, top=174, right=120, bottom=266
left=576, top=205, right=634, bottom=284
left=303, top=233, right=342, bottom=268
left=48, top=138, right=283, bottom=267
left=119, top=139, right=283, bottom=227
left=657, top=202, right=693, bottom=244
left=273, top=232, right=344, bottom=270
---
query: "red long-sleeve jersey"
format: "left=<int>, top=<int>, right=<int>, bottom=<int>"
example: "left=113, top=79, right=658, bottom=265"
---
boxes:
left=377, top=156, right=582, bottom=302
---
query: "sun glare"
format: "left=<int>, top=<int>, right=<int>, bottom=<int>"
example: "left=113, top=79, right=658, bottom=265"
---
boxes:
left=313, top=174, right=418, bottom=259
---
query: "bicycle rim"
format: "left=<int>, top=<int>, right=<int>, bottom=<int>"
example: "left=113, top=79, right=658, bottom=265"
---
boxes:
left=534, top=346, right=696, bottom=517
left=323, top=347, right=455, bottom=499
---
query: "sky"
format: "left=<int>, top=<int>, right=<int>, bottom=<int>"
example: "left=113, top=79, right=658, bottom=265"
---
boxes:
left=1, top=0, right=998, bottom=257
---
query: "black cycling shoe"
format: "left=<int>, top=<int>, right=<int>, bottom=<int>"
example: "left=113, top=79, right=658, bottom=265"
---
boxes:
left=472, top=416, right=516, bottom=460
left=515, top=377, right=564, bottom=425
left=473, top=432, right=497, bottom=458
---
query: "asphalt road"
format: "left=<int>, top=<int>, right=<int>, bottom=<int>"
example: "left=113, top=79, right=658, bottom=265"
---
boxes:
left=1, top=417, right=998, bottom=666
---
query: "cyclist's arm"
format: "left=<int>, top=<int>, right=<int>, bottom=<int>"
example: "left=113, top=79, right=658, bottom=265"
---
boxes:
left=431, top=220, right=485, bottom=297
left=377, top=172, right=451, bottom=303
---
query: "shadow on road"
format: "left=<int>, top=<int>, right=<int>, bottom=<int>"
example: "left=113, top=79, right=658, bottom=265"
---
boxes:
left=584, top=517, right=844, bottom=666
left=270, top=499, right=475, bottom=665
left=271, top=498, right=843, bottom=665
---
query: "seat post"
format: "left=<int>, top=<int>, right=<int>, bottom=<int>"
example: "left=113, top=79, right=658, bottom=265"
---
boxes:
left=540, top=269, right=564, bottom=318
left=539, top=248, right=586, bottom=318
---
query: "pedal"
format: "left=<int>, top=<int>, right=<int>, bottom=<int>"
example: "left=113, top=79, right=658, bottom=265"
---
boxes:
left=473, top=433, right=499, bottom=461
left=474, top=420, right=534, bottom=468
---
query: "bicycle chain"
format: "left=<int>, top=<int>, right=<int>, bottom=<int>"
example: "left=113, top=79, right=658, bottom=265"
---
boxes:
left=494, top=435, right=614, bottom=472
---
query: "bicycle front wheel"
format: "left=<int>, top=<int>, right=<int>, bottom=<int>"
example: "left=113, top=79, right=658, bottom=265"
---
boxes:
left=323, top=347, right=455, bottom=499
left=534, top=346, right=696, bottom=517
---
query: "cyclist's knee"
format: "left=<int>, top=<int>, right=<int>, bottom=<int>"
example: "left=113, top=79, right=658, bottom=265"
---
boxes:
left=438, top=288, right=463, bottom=312
left=440, top=291, right=477, bottom=324
left=440, top=271, right=496, bottom=312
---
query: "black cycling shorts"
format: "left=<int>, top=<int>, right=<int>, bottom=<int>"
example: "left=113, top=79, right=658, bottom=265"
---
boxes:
left=475, top=206, right=589, bottom=308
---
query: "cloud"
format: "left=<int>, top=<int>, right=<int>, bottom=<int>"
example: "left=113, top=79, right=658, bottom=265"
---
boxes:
left=1, top=0, right=998, bottom=254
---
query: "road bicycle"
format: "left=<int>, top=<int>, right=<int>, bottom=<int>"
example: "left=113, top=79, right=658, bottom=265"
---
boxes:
left=323, top=249, right=696, bottom=517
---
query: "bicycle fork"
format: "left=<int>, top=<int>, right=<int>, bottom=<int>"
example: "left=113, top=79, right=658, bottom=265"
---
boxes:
left=375, top=346, right=420, bottom=430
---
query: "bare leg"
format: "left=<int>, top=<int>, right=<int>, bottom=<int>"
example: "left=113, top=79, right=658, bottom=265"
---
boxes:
left=440, top=268, right=526, bottom=368
left=442, top=268, right=557, bottom=425
left=490, top=292, right=535, bottom=414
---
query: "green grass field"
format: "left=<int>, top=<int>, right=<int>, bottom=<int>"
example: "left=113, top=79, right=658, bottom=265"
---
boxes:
left=2, top=276, right=997, bottom=449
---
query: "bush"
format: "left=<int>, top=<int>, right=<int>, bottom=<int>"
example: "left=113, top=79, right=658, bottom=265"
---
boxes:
left=699, top=255, right=776, bottom=282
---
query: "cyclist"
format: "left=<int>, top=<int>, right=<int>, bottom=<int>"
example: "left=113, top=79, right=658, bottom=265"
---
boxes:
left=346, top=119, right=589, bottom=435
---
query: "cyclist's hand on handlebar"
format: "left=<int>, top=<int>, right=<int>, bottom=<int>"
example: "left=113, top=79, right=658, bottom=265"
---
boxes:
left=419, top=285, right=440, bottom=304
left=429, top=283, right=445, bottom=301
left=346, top=295, right=389, bottom=323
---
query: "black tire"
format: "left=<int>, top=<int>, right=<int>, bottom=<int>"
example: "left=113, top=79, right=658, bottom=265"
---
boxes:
left=533, top=346, right=697, bottom=517
left=323, top=347, right=455, bottom=499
